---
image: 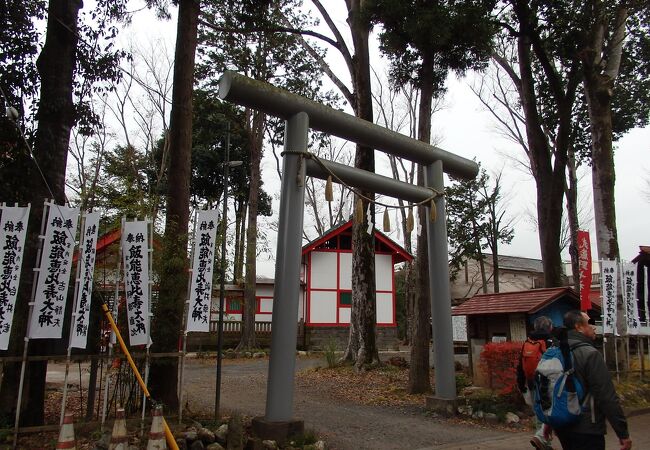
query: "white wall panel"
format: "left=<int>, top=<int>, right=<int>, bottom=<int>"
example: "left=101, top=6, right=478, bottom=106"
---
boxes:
left=309, top=291, right=337, bottom=323
left=310, top=252, right=338, bottom=289
left=376, top=292, right=393, bottom=324
left=259, top=298, right=273, bottom=313
left=339, top=252, right=352, bottom=290
left=339, top=307, right=351, bottom=323
left=375, top=254, right=393, bottom=291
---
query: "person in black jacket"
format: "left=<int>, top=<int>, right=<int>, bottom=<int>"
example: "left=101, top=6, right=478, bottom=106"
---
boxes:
left=547, top=310, right=632, bottom=450
left=517, top=315, right=555, bottom=450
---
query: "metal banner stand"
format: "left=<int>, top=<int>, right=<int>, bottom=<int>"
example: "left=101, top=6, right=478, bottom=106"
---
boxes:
left=12, top=201, right=43, bottom=449
left=140, top=217, right=153, bottom=436
left=614, top=335, right=620, bottom=383
left=179, top=209, right=198, bottom=423
left=60, top=214, right=87, bottom=425
left=637, top=337, right=642, bottom=381
left=101, top=216, right=124, bottom=430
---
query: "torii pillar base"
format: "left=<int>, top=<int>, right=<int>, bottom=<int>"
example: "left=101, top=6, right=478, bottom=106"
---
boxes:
left=251, top=417, right=304, bottom=444
left=425, top=396, right=458, bottom=416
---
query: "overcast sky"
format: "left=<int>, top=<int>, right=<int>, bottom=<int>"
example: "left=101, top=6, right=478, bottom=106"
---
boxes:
left=121, top=4, right=649, bottom=278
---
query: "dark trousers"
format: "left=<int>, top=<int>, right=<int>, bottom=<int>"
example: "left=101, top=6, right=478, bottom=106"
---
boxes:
left=555, top=430, right=605, bottom=450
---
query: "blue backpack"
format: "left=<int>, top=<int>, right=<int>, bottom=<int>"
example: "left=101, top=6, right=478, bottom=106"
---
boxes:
left=532, top=343, right=589, bottom=428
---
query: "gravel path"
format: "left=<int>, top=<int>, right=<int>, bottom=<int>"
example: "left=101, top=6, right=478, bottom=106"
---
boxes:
left=182, top=357, right=508, bottom=450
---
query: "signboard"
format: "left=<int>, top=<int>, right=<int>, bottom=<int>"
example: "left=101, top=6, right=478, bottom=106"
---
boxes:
left=600, top=260, right=618, bottom=335
left=122, top=220, right=150, bottom=346
left=0, top=205, right=30, bottom=349
left=621, top=262, right=640, bottom=335
left=29, top=203, right=79, bottom=339
left=70, top=212, right=100, bottom=348
left=186, top=209, right=218, bottom=333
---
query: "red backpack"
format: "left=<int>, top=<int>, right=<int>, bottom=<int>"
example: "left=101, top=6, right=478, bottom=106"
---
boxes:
left=521, top=337, right=547, bottom=380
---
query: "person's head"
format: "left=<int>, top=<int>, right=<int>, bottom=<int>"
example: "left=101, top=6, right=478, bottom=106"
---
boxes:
left=533, top=316, right=553, bottom=334
left=564, top=310, right=596, bottom=340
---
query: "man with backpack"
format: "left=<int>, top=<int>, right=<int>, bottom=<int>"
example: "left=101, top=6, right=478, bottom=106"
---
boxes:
left=517, top=315, right=555, bottom=450
left=544, top=310, right=632, bottom=450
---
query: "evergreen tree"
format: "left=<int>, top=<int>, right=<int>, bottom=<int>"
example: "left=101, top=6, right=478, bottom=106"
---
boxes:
left=369, top=0, right=496, bottom=393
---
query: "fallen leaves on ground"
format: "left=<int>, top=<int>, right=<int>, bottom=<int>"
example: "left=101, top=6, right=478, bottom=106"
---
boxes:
left=295, top=364, right=433, bottom=408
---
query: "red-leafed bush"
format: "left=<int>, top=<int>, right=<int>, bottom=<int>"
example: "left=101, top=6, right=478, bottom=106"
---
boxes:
left=479, top=341, right=522, bottom=395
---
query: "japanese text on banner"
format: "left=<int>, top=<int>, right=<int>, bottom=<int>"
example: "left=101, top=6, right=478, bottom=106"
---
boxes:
left=621, top=262, right=640, bottom=335
left=600, top=260, right=618, bottom=335
left=122, top=220, right=150, bottom=346
left=29, top=203, right=79, bottom=339
left=0, top=206, right=30, bottom=349
left=186, top=210, right=218, bottom=333
left=70, top=212, right=100, bottom=349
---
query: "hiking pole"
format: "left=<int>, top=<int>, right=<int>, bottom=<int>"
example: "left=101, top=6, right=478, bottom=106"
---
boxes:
left=100, top=302, right=179, bottom=450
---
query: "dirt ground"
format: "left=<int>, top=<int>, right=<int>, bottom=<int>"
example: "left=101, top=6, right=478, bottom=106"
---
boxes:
left=17, top=354, right=650, bottom=449
left=181, top=355, right=510, bottom=450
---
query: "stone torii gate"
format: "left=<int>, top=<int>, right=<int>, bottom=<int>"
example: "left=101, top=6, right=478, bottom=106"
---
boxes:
left=218, top=71, right=479, bottom=439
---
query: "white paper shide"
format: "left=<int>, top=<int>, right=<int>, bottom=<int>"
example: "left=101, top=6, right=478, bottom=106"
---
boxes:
left=122, top=220, right=150, bottom=346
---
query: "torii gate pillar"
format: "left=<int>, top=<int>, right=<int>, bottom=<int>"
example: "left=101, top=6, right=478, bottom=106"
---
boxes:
left=252, top=113, right=308, bottom=440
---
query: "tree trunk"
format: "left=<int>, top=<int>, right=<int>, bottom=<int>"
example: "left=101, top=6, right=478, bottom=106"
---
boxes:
left=238, top=110, right=264, bottom=350
left=516, top=31, right=567, bottom=288
left=583, top=66, right=619, bottom=263
left=235, top=199, right=247, bottom=283
left=409, top=172, right=432, bottom=394
left=341, top=0, right=379, bottom=369
left=149, top=0, right=199, bottom=411
left=408, top=56, right=435, bottom=394
left=566, top=149, right=581, bottom=292
left=581, top=4, right=626, bottom=365
left=492, top=251, right=500, bottom=293
left=0, top=0, right=81, bottom=426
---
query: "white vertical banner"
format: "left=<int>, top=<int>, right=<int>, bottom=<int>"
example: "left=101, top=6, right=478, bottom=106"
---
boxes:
left=70, top=211, right=100, bottom=348
left=621, top=262, right=640, bottom=336
left=600, top=259, right=618, bottom=335
left=0, top=205, right=31, bottom=349
left=122, top=220, right=150, bottom=346
left=186, top=209, right=218, bottom=333
left=29, top=203, right=79, bottom=339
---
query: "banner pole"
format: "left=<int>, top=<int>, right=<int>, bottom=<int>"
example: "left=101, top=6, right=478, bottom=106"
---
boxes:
left=614, top=336, right=620, bottom=383
left=60, top=214, right=86, bottom=426
left=140, top=217, right=153, bottom=436
left=140, top=345, right=150, bottom=436
left=13, top=200, right=48, bottom=449
left=101, top=217, right=124, bottom=430
left=638, top=337, right=643, bottom=381
left=179, top=208, right=198, bottom=423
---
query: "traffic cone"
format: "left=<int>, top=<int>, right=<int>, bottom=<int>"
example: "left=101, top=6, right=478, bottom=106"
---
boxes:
left=56, top=412, right=76, bottom=450
left=109, top=407, right=129, bottom=450
left=146, top=404, right=166, bottom=450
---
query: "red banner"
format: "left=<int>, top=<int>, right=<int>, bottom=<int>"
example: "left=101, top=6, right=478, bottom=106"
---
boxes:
left=577, top=230, right=592, bottom=311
